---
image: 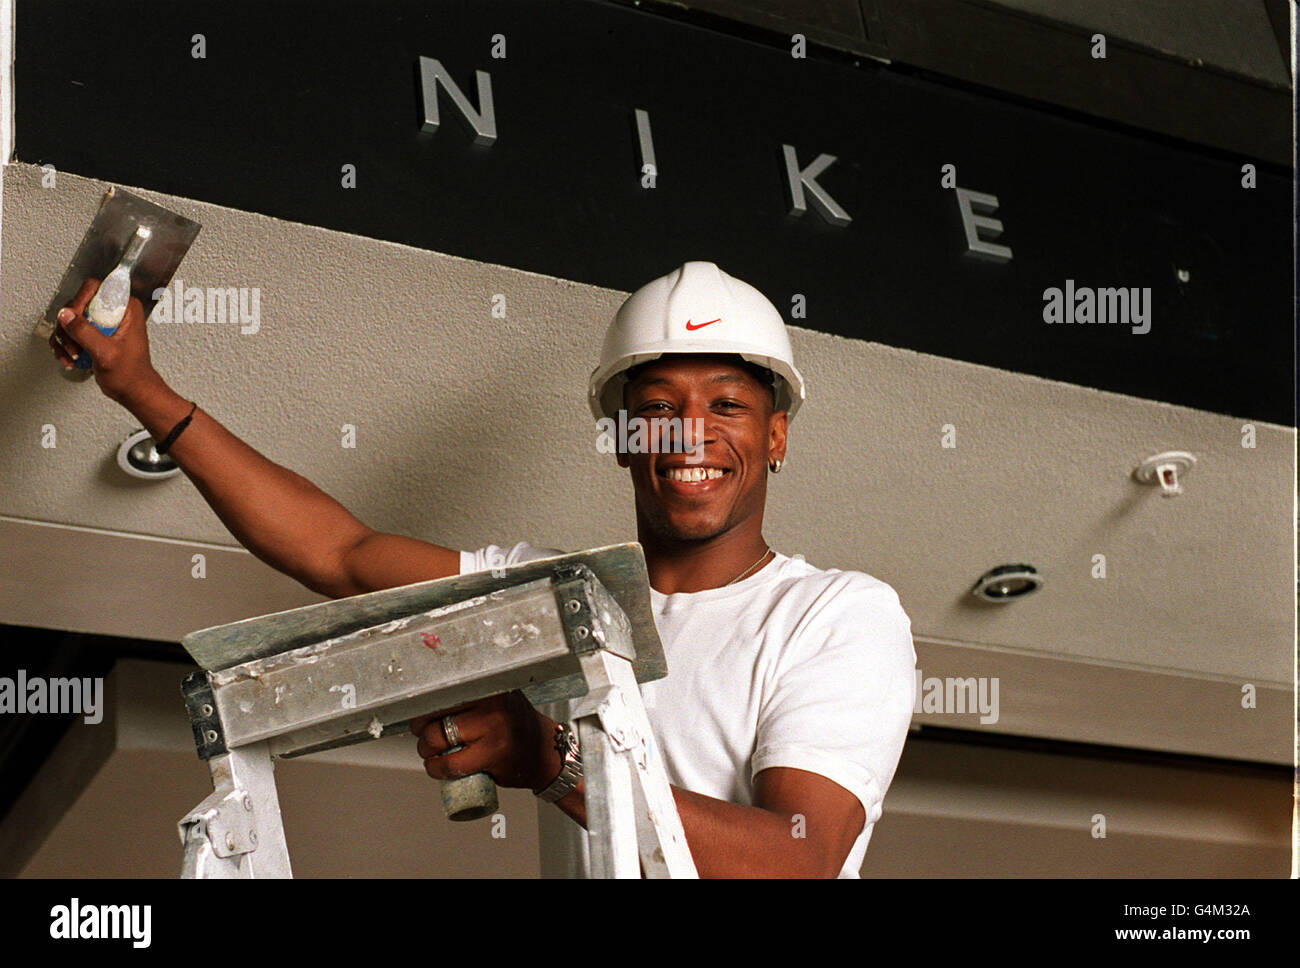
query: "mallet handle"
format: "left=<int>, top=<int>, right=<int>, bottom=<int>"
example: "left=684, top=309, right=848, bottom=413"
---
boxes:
left=442, top=773, right=498, bottom=822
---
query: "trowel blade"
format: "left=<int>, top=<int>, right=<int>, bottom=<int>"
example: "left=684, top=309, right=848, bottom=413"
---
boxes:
left=36, top=186, right=200, bottom=338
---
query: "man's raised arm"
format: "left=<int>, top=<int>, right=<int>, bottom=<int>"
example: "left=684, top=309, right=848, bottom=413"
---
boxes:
left=51, top=280, right=460, bottom=600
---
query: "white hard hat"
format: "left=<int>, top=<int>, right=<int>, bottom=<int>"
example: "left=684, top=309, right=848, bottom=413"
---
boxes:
left=588, top=261, right=806, bottom=422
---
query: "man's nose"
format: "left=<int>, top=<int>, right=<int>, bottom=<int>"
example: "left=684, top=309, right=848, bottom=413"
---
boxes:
left=670, top=402, right=715, bottom=452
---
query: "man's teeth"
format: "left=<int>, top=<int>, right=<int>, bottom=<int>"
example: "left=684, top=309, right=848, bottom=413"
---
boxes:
left=664, top=467, right=726, bottom=483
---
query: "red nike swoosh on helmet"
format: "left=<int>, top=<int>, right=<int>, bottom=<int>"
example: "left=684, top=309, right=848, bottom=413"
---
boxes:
left=684, top=318, right=721, bottom=331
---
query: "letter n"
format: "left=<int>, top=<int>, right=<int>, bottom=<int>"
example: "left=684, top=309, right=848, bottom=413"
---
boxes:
left=418, top=57, right=497, bottom=145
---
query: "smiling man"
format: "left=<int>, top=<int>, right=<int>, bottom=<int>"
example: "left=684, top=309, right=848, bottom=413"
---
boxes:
left=419, top=261, right=917, bottom=877
left=51, top=259, right=915, bottom=878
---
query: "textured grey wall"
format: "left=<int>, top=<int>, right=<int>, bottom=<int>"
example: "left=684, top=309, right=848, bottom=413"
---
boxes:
left=1, top=163, right=1293, bottom=691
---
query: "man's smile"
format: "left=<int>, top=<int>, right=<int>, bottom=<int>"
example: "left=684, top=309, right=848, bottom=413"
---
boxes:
left=659, top=465, right=729, bottom=481
left=655, top=463, right=734, bottom=493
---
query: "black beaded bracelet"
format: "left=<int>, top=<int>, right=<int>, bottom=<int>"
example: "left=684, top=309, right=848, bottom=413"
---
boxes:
left=156, top=401, right=197, bottom=455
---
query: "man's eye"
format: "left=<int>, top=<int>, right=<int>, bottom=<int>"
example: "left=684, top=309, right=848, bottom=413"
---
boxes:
left=637, top=401, right=672, bottom=412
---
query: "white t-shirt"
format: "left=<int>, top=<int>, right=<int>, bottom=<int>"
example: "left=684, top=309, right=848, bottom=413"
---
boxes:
left=460, top=541, right=917, bottom=878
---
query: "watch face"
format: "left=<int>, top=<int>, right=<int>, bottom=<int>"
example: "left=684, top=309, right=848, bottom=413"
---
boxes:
left=558, top=724, right=580, bottom=759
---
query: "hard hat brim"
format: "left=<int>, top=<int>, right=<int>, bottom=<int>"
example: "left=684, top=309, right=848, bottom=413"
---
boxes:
left=588, top=345, right=805, bottom=423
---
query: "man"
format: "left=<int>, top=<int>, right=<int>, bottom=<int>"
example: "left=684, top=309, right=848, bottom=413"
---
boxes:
left=51, top=260, right=915, bottom=877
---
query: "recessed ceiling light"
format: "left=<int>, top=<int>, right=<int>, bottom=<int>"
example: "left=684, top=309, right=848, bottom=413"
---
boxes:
left=971, top=564, right=1041, bottom=603
left=116, top=428, right=181, bottom=480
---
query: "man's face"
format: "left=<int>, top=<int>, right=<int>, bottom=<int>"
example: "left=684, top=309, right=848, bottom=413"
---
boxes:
left=619, top=355, right=788, bottom=543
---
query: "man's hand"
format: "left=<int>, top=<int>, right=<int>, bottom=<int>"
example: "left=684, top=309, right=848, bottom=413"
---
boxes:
left=410, top=691, right=562, bottom=792
left=412, top=696, right=866, bottom=875
left=49, top=277, right=162, bottom=405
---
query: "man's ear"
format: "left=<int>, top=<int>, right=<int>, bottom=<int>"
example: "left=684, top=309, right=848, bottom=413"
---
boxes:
left=768, top=409, right=789, bottom=465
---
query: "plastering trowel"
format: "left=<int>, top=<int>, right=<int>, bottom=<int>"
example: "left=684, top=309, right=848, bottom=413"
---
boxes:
left=37, top=186, right=200, bottom=381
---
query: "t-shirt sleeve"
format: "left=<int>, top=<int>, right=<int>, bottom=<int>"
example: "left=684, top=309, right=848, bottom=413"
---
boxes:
left=458, top=541, right=567, bottom=575
left=751, top=576, right=917, bottom=835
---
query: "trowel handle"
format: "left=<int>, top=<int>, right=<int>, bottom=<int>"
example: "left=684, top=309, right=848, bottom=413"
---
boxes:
left=442, top=773, right=498, bottom=822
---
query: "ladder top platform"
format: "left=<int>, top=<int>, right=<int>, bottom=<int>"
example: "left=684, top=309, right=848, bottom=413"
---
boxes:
left=181, top=542, right=667, bottom=689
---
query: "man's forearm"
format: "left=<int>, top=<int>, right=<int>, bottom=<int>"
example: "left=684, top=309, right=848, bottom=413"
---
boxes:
left=550, top=781, right=833, bottom=877
left=121, top=378, right=371, bottom=595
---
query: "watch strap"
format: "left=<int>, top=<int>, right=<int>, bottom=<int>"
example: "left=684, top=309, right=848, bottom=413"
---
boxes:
left=536, top=722, right=582, bottom=803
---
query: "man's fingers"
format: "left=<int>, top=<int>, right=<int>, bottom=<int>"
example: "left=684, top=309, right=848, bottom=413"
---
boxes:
left=415, top=707, right=488, bottom=756
left=422, top=746, right=485, bottom=782
left=411, top=694, right=518, bottom=785
left=115, top=297, right=145, bottom=336
left=69, top=277, right=100, bottom=314
left=47, top=277, right=111, bottom=369
left=51, top=322, right=85, bottom=362
left=56, top=306, right=109, bottom=357
left=48, top=331, right=77, bottom=367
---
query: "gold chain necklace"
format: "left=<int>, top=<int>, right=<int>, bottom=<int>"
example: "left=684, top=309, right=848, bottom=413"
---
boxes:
left=726, top=547, right=773, bottom=586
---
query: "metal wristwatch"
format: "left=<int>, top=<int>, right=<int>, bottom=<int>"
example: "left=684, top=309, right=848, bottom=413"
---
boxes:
left=535, top=722, right=583, bottom=803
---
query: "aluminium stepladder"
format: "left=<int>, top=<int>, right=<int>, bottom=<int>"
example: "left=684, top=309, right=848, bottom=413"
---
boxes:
left=175, top=544, right=696, bottom=878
